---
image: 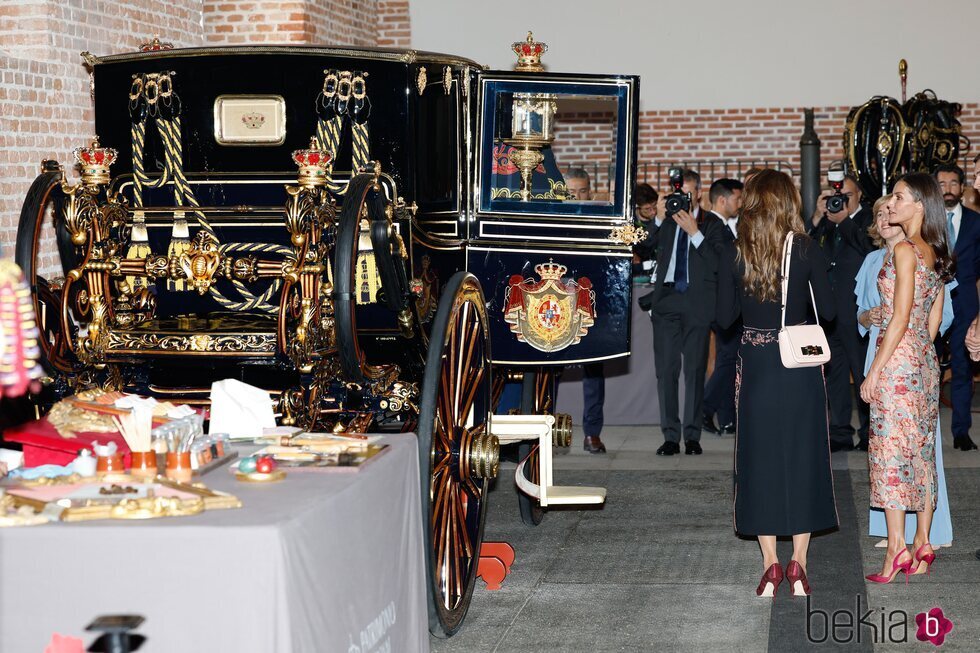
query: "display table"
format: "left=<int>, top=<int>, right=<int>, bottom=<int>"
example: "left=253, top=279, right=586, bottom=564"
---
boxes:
left=0, top=434, right=428, bottom=653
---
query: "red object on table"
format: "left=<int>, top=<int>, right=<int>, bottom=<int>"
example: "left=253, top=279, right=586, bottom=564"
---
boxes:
left=3, top=419, right=132, bottom=467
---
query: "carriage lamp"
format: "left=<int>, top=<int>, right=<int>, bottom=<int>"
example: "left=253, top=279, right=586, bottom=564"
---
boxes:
left=292, top=137, right=332, bottom=189
left=72, top=137, right=117, bottom=190
left=504, top=93, right=557, bottom=202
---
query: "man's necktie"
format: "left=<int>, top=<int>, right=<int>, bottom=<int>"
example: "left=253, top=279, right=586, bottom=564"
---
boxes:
left=674, top=229, right=689, bottom=293
left=948, top=211, right=957, bottom=249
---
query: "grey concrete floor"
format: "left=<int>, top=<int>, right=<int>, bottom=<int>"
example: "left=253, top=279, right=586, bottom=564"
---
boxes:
left=431, top=407, right=980, bottom=652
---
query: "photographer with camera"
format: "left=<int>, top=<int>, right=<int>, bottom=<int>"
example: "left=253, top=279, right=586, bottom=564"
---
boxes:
left=808, top=169, right=875, bottom=451
left=636, top=168, right=727, bottom=456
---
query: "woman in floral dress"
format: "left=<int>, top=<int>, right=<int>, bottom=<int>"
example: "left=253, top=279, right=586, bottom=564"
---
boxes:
left=860, top=174, right=954, bottom=583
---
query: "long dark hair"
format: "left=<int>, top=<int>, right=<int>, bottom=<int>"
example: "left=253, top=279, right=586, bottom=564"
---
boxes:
left=898, top=172, right=955, bottom=282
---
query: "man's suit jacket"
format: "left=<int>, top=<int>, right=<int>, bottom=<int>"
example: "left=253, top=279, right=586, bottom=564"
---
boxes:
left=951, top=205, right=980, bottom=323
left=807, top=205, right=875, bottom=326
left=635, top=208, right=727, bottom=326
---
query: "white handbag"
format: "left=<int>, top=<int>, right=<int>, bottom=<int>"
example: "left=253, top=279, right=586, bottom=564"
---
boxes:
left=778, top=232, right=831, bottom=368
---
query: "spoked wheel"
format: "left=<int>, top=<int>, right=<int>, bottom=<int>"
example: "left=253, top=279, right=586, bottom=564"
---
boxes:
left=417, top=272, right=498, bottom=638
left=15, top=163, right=78, bottom=382
left=517, top=369, right=563, bottom=526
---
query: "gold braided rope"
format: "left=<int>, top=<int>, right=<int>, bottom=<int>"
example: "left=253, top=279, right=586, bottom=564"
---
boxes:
left=130, top=110, right=289, bottom=312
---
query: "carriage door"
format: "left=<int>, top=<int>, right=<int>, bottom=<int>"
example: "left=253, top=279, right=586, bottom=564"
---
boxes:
left=468, top=72, right=640, bottom=366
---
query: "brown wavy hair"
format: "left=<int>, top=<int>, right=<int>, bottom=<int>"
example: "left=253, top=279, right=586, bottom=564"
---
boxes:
left=736, top=169, right=806, bottom=302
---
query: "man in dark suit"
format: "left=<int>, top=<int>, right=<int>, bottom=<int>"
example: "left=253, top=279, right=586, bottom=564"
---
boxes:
left=936, top=164, right=980, bottom=451
left=808, top=173, right=875, bottom=451
left=636, top=169, right=727, bottom=455
left=702, top=178, right=743, bottom=435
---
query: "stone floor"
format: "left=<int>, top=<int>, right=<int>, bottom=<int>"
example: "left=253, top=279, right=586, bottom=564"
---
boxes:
left=431, top=408, right=980, bottom=652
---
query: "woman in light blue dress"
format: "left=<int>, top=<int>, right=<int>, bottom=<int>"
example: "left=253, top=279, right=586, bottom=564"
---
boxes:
left=856, top=195, right=954, bottom=547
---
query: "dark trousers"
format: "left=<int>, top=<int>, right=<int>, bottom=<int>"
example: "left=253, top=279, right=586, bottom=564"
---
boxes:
left=825, top=319, right=869, bottom=445
left=582, top=363, right=605, bottom=437
left=651, top=292, right=711, bottom=443
left=703, top=321, right=741, bottom=426
left=949, top=316, right=976, bottom=438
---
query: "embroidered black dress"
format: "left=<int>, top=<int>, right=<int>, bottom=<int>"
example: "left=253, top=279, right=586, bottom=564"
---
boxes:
left=717, top=234, right=839, bottom=536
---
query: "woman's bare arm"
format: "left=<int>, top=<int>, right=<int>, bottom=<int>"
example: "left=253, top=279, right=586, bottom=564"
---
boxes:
left=860, top=244, right=915, bottom=402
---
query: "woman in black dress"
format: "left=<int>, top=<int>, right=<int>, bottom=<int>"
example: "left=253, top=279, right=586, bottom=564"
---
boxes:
left=717, top=170, right=838, bottom=598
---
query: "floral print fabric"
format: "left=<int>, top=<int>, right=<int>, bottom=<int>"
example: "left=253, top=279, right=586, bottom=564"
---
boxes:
left=869, top=241, right=940, bottom=511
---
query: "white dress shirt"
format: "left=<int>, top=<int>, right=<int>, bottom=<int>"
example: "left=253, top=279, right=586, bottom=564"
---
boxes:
left=657, top=207, right=703, bottom=283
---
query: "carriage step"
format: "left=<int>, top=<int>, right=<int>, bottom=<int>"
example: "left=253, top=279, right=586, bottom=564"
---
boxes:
left=543, top=485, right=607, bottom=505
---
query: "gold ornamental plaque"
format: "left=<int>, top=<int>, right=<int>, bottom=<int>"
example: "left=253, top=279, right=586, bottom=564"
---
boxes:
left=213, top=95, right=286, bottom=145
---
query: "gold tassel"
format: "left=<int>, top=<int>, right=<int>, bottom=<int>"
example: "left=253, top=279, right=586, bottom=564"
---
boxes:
left=166, top=211, right=190, bottom=291
left=125, top=210, right=152, bottom=290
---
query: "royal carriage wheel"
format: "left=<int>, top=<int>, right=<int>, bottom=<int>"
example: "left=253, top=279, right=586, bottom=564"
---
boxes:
left=417, top=272, right=497, bottom=637
left=15, top=163, right=78, bottom=379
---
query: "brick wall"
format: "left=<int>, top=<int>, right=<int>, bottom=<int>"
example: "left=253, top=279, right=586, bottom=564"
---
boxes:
left=204, top=0, right=379, bottom=45
left=376, top=0, right=410, bottom=48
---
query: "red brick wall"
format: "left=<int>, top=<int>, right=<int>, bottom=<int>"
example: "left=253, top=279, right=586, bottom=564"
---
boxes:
left=203, top=0, right=380, bottom=45
left=376, top=0, right=411, bottom=48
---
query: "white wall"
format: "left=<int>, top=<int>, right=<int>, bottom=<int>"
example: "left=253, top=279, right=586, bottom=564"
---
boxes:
left=411, top=0, right=980, bottom=111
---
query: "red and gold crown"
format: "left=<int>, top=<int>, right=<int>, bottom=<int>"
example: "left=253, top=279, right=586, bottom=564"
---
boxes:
left=140, top=36, right=174, bottom=52
left=512, top=32, right=547, bottom=72
left=72, top=136, right=117, bottom=188
left=535, top=260, right=567, bottom=280
left=292, top=138, right=332, bottom=188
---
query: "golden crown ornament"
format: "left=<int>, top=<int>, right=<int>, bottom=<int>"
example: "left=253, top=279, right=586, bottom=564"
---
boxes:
left=292, top=138, right=332, bottom=188
left=513, top=32, right=547, bottom=72
left=535, top=260, right=567, bottom=280
left=72, top=136, right=117, bottom=188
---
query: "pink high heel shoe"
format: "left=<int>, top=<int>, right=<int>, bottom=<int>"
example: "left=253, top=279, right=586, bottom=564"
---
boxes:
left=910, top=543, right=936, bottom=576
left=866, top=549, right=913, bottom=584
left=785, top=560, right=811, bottom=596
left=756, top=563, right=783, bottom=598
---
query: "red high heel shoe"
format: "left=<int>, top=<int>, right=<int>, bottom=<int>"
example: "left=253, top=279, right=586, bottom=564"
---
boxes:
left=785, top=560, right=810, bottom=596
left=910, top=543, right=936, bottom=576
left=756, top=563, right=783, bottom=598
left=866, top=550, right=913, bottom=584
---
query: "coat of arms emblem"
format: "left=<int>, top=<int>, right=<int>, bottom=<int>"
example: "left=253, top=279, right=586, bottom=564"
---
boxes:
left=503, top=261, right=596, bottom=352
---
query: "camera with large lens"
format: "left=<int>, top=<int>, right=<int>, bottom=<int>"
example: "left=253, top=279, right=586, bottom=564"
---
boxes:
left=825, top=169, right=847, bottom=214
left=664, top=167, right=692, bottom=218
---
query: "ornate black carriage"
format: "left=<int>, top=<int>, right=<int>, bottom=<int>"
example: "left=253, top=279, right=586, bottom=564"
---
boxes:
left=15, top=35, right=639, bottom=636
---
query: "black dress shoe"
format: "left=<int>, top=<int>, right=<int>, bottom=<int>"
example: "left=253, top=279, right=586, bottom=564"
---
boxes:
left=656, top=441, right=680, bottom=456
left=721, top=422, right=736, bottom=435
left=855, top=439, right=869, bottom=451
left=702, top=413, right=720, bottom=435
left=583, top=436, right=607, bottom=454
left=829, top=440, right=854, bottom=452
left=954, top=435, right=978, bottom=451
left=685, top=440, right=703, bottom=455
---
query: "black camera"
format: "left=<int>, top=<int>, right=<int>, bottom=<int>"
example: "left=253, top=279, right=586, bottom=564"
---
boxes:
left=825, top=169, right=847, bottom=214
left=664, top=167, right=692, bottom=218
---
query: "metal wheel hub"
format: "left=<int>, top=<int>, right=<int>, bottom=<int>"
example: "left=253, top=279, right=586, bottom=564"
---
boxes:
left=458, top=429, right=499, bottom=479
left=553, top=413, right=572, bottom=447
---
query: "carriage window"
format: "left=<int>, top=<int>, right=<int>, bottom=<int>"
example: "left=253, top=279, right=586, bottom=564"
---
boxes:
left=479, top=78, right=632, bottom=219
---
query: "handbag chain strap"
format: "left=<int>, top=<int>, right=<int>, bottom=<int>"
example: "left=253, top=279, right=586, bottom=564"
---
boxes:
left=780, top=232, right=820, bottom=329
